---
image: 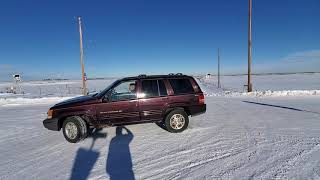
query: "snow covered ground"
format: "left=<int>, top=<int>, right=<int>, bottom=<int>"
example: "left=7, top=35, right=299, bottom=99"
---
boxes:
left=0, top=73, right=320, bottom=179
left=0, top=96, right=319, bottom=179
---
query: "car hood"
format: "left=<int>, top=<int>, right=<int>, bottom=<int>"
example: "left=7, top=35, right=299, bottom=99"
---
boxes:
left=52, top=95, right=99, bottom=109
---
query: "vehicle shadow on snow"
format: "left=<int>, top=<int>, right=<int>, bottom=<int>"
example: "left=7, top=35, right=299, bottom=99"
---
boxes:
left=69, top=126, right=135, bottom=180
left=242, top=100, right=320, bottom=115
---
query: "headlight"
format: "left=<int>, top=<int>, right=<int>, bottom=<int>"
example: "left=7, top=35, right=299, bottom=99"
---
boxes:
left=47, top=109, right=53, bottom=119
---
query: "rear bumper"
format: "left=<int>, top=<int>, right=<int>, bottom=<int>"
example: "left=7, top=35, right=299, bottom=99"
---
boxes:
left=43, top=118, right=59, bottom=131
left=189, top=104, right=206, bottom=116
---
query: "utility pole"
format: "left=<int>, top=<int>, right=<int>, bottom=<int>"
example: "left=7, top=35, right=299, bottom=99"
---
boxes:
left=78, top=17, right=87, bottom=95
left=247, top=0, right=253, bottom=92
left=217, top=48, right=221, bottom=88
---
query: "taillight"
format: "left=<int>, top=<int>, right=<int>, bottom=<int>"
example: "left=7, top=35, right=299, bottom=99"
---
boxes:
left=198, top=94, right=205, bottom=104
left=47, top=109, right=53, bottom=119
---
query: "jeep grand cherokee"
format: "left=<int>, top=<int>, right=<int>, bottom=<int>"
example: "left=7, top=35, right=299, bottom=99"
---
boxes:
left=43, top=74, right=206, bottom=143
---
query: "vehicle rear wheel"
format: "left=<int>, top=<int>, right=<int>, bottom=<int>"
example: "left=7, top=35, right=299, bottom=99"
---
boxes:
left=164, top=109, right=189, bottom=133
left=62, top=116, right=87, bottom=143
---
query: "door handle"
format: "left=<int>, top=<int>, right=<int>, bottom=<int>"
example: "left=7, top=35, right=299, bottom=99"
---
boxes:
left=129, top=101, right=138, bottom=107
left=129, top=101, right=136, bottom=104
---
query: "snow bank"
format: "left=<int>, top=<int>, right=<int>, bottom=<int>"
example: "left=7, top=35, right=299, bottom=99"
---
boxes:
left=198, top=73, right=320, bottom=92
left=0, top=96, right=74, bottom=106
left=196, top=75, right=320, bottom=97
left=0, top=93, right=15, bottom=97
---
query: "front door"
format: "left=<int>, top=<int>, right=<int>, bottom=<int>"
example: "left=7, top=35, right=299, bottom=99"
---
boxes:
left=138, top=79, right=169, bottom=122
left=96, top=80, right=140, bottom=125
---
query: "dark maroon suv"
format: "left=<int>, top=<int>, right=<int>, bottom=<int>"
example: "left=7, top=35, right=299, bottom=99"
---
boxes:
left=43, top=74, right=206, bottom=143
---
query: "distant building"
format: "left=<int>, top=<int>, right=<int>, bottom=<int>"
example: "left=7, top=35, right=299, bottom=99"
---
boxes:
left=205, top=73, right=213, bottom=79
left=13, top=74, right=21, bottom=82
left=12, top=74, right=22, bottom=94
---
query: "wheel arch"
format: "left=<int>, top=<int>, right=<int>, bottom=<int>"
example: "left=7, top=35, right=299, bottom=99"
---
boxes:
left=164, top=106, right=190, bottom=119
left=58, top=114, right=92, bottom=131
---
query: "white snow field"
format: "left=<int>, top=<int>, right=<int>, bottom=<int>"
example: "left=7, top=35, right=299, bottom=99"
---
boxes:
left=199, top=73, right=320, bottom=92
left=0, top=73, right=320, bottom=179
left=0, top=78, right=117, bottom=98
left=197, top=73, right=320, bottom=97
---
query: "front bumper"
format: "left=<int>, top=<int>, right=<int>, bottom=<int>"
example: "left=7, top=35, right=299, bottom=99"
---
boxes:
left=43, top=118, right=59, bottom=131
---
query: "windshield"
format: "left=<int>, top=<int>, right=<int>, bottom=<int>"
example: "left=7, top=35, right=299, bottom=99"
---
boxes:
left=96, top=80, right=120, bottom=99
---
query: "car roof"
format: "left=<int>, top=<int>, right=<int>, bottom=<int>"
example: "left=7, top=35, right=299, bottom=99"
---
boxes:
left=119, top=74, right=192, bottom=81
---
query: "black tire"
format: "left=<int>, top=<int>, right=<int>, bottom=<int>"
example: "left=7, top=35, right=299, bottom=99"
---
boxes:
left=62, top=116, right=87, bottom=143
left=164, top=109, right=189, bottom=133
left=155, top=121, right=168, bottom=131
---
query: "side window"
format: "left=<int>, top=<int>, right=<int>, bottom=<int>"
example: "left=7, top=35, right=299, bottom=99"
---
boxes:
left=141, top=79, right=168, bottom=98
left=158, top=80, right=167, bottom=96
left=169, top=78, right=194, bottom=95
left=109, top=80, right=137, bottom=101
left=141, top=80, right=159, bottom=98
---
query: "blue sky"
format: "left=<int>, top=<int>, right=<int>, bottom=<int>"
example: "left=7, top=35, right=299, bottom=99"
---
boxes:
left=0, top=0, right=319, bottom=80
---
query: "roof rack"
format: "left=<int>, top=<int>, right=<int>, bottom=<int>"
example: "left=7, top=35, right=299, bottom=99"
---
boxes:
left=168, top=73, right=183, bottom=76
left=138, top=74, right=147, bottom=77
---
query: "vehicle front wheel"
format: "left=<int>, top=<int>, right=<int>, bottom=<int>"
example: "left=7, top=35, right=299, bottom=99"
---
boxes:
left=164, top=109, right=189, bottom=133
left=62, top=116, right=87, bottom=143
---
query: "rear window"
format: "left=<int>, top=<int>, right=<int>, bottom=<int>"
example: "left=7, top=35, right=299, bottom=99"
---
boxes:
left=169, top=78, right=194, bottom=95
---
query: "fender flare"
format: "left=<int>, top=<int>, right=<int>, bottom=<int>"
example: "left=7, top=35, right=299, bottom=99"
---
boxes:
left=164, top=107, right=185, bottom=117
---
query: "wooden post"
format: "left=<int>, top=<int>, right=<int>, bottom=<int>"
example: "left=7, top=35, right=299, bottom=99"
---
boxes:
left=247, top=0, right=253, bottom=92
left=217, top=48, right=221, bottom=88
left=78, top=17, right=87, bottom=95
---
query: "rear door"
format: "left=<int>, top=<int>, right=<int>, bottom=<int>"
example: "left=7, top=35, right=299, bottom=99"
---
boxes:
left=138, top=79, right=169, bottom=122
left=96, top=80, right=140, bottom=125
